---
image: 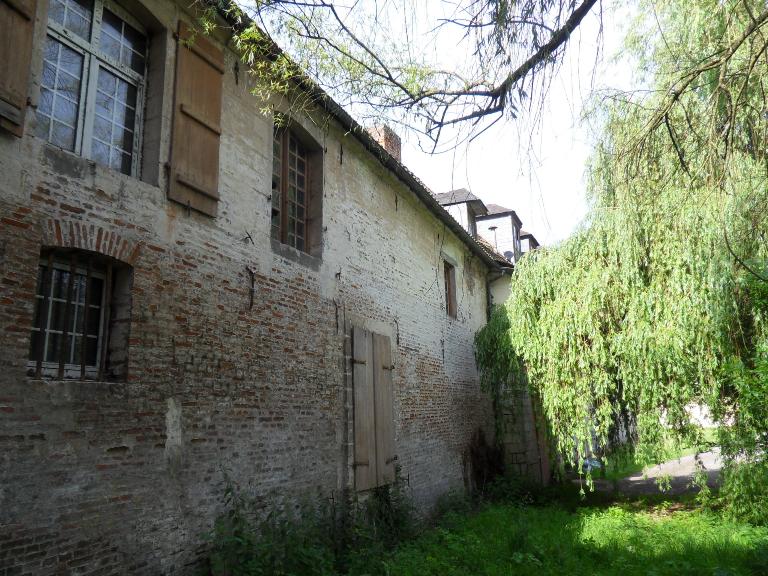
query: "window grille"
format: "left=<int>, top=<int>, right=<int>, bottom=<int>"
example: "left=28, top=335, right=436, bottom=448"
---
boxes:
left=272, top=128, right=309, bottom=252
left=28, top=249, right=121, bottom=380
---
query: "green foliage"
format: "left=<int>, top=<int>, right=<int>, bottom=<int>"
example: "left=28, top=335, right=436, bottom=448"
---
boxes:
left=475, top=0, right=768, bottom=520
left=475, top=306, right=528, bottom=402
left=378, top=504, right=768, bottom=576
left=205, top=483, right=337, bottom=576
left=204, top=474, right=418, bottom=576
left=721, top=460, right=768, bottom=528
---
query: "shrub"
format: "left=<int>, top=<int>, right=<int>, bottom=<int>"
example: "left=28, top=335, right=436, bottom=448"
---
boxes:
left=721, top=459, right=768, bottom=526
left=204, top=472, right=418, bottom=576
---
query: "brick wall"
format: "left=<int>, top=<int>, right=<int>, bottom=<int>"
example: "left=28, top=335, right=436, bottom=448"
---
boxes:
left=0, top=1, right=494, bottom=573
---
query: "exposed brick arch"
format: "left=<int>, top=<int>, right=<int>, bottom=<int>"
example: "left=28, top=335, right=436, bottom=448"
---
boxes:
left=40, top=218, right=142, bottom=265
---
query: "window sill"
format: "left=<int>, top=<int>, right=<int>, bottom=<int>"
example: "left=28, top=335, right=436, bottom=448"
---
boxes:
left=26, top=366, right=123, bottom=382
left=270, top=238, right=321, bottom=271
left=40, top=141, right=161, bottom=192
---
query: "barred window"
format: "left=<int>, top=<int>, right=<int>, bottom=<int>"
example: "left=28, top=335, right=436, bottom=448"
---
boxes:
left=36, top=0, right=147, bottom=176
left=28, top=248, right=132, bottom=380
left=272, top=128, right=309, bottom=251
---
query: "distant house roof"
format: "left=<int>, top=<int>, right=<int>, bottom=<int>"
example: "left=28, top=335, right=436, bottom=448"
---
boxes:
left=485, top=203, right=511, bottom=215
left=434, top=188, right=480, bottom=205
left=434, top=188, right=489, bottom=216
left=521, top=230, right=540, bottom=248
left=475, top=236, right=514, bottom=267
left=477, top=203, right=523, bottom=228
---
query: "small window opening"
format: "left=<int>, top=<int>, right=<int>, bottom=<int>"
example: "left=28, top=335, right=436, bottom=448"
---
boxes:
left=444, top=261, right=457, bottom=318
left=27, top=248, right=132, bottom=381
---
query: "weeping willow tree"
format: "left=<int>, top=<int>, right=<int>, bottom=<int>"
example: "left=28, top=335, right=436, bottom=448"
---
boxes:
left=476, top=0, right=768, bottom=520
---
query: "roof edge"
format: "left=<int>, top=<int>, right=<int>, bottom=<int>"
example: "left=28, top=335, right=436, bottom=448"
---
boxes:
left=212, top=2, right=500, bottom=270
left=477, top=211, right=523, bottom=228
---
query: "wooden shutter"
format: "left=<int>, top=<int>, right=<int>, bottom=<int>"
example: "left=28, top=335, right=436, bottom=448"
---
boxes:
left=169, top=21, right=224, bottom=217
left=0, top=0, right=36, bottom=137
left=353, top=326, right=377, bottom=491
left=373, top=333, right=395, bottom=485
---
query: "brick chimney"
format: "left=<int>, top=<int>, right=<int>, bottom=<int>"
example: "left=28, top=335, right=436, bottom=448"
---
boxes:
left=368, top=125, right=401, bottom=162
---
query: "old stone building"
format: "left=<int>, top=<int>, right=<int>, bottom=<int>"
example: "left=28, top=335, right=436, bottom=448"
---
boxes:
left=435, top=190, right=549, bottom=484
left=0, top=0, right=506, bottom=573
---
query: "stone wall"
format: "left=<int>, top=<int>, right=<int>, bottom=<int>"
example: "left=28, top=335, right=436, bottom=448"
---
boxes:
left=0, top=1, right=494, bottom=572
left=502, top=390, right=550, bottom=485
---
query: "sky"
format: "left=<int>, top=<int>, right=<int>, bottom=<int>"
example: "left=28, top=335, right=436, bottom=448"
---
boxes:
left=250, top=0, right=635, bottom=245
left=398, top=3, right=631, bottom=245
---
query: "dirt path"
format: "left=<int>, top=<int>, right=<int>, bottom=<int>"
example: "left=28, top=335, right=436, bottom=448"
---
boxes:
left=589, top=448, right=722, bottom=496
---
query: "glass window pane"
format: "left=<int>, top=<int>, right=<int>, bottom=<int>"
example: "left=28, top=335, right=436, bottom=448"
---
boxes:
left=90, top=68, right=137, bottom=175
left=75, top=303, right=85, bottom=333
left=38, top=38, right=83, bottom=151
left=109, top=148, right=123, bottom=171
left=28, top=330, right=43, bottom=363
left=86, top=307, right=101, bottom=336
left=92, top=139, right=110, bottom=165
left=95, top=91, right=111, bottom=119
left=90, top=277, right=103, bottom=305
left=45, top=333, right=61, bottom=363
left=117, top=82, right=136, bottom=106
left=118, top=152, right=132, bottom=174
left=85, top=337, right=98, bottom=366
left=93, top=115, right=112, bottom=142
left=38, top=88, right=54, bottom=118
left=100, top=9, right=147, bottom=73
left=97, top=68, right=116, bottom=94
left=100, top=30, right=122, bottom=63
left=75, top=274, right=87, bottom=304
left=116, top=103, right=135, bottom=129
left=129, top=52, right=146, bottom=75
left=49, top=0, right=66, bottom=27
left=65, top=11, right=90, bottom=39
left=72, top=335, right=83, bottom=364
left=49, top=0, right=93, bottom=40
left=41, top=63, right=57, bottom=91
left=101, top=7, right=122, bottom=37
left=51, top=121, right=76, bottom=150
left=53, top=96, right=77, bottom=126
left=52, top=269, right=68, bottom=299
left=50, top=299, right=70, bottom=332
left=123, top=21, right=146, bottom=56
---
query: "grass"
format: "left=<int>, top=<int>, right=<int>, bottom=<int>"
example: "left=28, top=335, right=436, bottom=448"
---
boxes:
left=373, top=501, right=768, bottom=576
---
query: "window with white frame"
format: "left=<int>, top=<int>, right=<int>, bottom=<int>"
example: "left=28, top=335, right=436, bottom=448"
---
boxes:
left=36, top=0, right=147, bottom=176
left=28, top=248, right=132, bottom=380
